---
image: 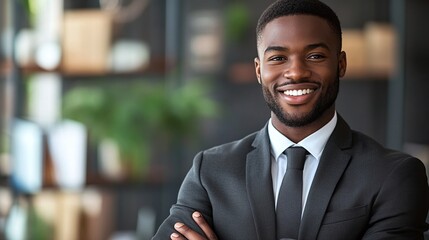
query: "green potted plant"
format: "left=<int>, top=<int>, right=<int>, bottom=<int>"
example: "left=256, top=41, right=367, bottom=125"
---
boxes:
left=62, top=80, right=218, bottom=180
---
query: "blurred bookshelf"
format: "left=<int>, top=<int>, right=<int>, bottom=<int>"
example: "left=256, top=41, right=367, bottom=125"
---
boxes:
left=2, top=0, right=224, bottom=239
left=2, top=0, right=177, bottom=239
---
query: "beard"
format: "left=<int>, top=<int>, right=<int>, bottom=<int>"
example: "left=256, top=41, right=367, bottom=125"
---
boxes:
left=262, top=73, right=339, bottom=127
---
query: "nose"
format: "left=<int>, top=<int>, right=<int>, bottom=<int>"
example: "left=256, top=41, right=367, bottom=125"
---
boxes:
left=283, top=58, right=311, bottom=81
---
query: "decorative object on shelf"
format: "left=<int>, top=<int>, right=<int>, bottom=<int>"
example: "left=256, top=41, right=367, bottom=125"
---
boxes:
left=10, top=119, right=44, bottom=194
left=47, top=120, right=87, bottom=190
left=188, top=10, right=223, bottom=73
left=342, top=29, right=366, bottom=77
left=97, top=138, right=123, bottom=180
left=14, top=29, right=37, bottom=68
left=33, top=0, right=63, bottom=71
left=342, top=22, right=396, bottom=79
left=62, top=10, right=113, bottom=74
left=4, top=197, right=29, bottom=240
left=15, top=0, right=64, bottom=71
left=364, top=22, right=396, bottom=78
left=27, top=73, right=62, bottom=129
left=109, top=40, right=150, bottom=73
left=62, top=80, right=218, bottom=179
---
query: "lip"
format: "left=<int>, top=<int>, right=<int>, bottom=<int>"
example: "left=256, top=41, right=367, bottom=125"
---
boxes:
left=277, top=83, right=319, bottom=105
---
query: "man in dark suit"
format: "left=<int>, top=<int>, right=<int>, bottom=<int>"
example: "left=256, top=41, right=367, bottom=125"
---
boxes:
left=152, top=0, right=429, bottom=239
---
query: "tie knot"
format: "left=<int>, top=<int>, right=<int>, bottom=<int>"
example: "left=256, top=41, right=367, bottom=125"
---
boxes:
left=285, top=147, right=307, bottom=170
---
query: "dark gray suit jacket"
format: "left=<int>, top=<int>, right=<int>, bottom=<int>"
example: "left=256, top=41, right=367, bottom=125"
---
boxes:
left=152, top=116, right=429, bottom=240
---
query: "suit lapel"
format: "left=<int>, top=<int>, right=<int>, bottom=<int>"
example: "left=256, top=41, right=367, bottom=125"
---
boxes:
left=246, top=125, right=277, bottom=240
left=299, top=116, right=353, bottom=240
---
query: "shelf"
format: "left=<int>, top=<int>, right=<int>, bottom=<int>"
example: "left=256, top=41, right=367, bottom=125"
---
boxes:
left=343, top=70, right=391, bottom=81
left=38, top=175, right=167, bottom=191
left=85, top=163, right=168, bottom=188
left=19, top=56, right=167, bottom=78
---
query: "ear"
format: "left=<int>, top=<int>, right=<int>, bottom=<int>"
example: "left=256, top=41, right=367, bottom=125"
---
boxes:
left=254, top=57, right=261, bottom=84
left=338, top=51, right=347, bottom=78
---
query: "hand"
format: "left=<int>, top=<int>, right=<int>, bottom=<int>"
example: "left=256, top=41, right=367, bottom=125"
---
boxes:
left=170, top=211, right=218, bottom=240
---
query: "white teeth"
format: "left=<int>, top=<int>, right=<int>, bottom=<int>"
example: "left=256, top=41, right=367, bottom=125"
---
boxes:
left=284, top=89, right=314, bottom=96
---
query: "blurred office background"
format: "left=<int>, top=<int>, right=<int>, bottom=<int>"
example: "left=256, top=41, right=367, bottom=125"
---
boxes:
left=0, top=0, right=428, bottom=239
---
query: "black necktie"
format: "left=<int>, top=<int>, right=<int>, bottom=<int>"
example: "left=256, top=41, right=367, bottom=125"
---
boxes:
left=276, top=146, right=307, bottom=240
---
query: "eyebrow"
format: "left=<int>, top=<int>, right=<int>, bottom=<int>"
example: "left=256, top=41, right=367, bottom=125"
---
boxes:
left=263, top=42, right=331, bottom=55
left=264, top=46, right=288, bottom=55
left=306, top=42, right=331, bottom=51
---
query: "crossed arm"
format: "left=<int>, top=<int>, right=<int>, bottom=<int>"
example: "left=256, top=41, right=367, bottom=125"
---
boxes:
left=170, top=211, right=218, bottom=240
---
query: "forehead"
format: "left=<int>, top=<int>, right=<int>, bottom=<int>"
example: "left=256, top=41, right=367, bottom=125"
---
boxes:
left=258, top=15, right=339, bottom=52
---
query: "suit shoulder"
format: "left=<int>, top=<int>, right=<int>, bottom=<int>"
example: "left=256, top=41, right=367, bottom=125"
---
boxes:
left=203, top=131, right=259, bottom=158
left=350, top=130, right=423, bottom=167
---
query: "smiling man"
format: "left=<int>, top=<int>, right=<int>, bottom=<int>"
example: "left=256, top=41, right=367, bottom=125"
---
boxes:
left=152, top=1, right=429, bottom=240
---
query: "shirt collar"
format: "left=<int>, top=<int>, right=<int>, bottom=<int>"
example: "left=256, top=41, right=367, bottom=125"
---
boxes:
left=268, top=112, right=338, bottom=161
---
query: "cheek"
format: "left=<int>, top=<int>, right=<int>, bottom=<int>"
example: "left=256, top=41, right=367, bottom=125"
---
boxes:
left=260, top=65, right=282, bottom=83
left=316, top=66, right=337, bottom=84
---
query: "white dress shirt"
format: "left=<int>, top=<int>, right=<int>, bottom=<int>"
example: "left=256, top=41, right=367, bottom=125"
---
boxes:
left=268, top=112, right=337, bottom=212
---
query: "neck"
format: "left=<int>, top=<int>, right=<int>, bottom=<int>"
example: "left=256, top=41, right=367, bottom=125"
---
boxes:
left=272, top=107, right=335, bottom=143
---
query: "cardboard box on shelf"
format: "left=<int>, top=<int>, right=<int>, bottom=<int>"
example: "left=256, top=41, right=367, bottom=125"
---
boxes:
left=342, top=23, right=396, bottom=79
left=61, top=10, right=113, bottom=75
left=365, top=22, right=396, bottom=78
left=342, top=29, right=366, bottom=78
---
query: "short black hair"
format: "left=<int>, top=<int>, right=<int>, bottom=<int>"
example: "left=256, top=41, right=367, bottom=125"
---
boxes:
left=256, top=0, right=342, bottom=50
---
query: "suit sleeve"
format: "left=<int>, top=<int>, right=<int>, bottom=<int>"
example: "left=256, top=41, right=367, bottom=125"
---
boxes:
left=362, top=157, right=429, bottom=239
left=152, top=151, right=213, bottom=239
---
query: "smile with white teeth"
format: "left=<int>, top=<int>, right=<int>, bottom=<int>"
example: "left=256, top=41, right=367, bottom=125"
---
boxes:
left=284, top=89, right=314, bottom=96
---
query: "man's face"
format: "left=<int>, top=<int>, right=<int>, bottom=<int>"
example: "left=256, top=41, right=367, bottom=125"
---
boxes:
left=255, top=15, right=346, bottom=128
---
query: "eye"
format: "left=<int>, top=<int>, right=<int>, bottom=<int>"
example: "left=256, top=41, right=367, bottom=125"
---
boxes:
left=268, top=56, right=287, bottom=62
left=308, top=54, right=326, bottom=61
